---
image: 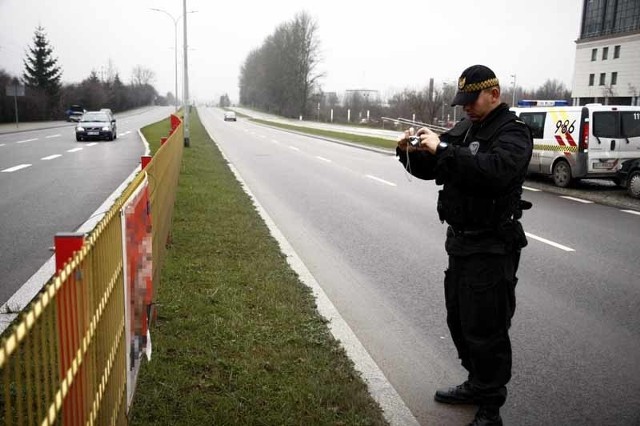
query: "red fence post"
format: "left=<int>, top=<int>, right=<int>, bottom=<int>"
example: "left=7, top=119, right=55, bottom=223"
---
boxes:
left=54, top=232, right=85, bottom=425
left=141, top=155, right=152, bottom=170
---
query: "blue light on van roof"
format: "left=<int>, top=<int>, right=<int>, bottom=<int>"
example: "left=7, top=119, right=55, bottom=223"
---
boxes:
left=517, top=100, right=569, bottom=107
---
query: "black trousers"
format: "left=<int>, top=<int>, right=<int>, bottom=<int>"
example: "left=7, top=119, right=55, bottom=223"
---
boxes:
left=444, top=250, right=520, bottom=408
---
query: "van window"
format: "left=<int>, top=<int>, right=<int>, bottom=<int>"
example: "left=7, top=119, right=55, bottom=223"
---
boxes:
left=519, top=112, right=545, bottom=139
left=593, top=112, right=618, bottom=138
left=621, top=112, right=640, bottom=138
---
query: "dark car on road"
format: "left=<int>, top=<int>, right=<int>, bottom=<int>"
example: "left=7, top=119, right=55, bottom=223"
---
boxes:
left=75, top=111, right=117, bottom=141
left=66, top=105, right=85, bottom=122
left=617, top=158, right=640, bottom=199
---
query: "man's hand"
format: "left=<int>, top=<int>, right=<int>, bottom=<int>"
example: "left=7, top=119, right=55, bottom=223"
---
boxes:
left=397, top=127, right=441, bottom=154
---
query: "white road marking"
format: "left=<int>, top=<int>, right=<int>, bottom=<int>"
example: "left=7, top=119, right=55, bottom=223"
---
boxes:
left=41, top=154, right=62, bottom=160
left=289, top=146, right=300, bottom=151
left=525, top=232, right=575, bottom=252
left=1, top=164, right=32, bottom=173
left=560, top=196, right=593, bottom=204
left=316, top=156, right=331, bottom=163
left=118, top=133, right=126, bottom=137
left=67, top=147, right=83, bottom=153
left=621, top=209, right=640, bottom=216
left=16, top=138, right=37, bottom=144
left=86, top=143, right=98, bottom=147
left=523, top=186, right=541, bottom=192
left=366, top=174, right=397, bottom=187
left=45, top=134, right=61, bottom=139
left=271, top=139, right=281, bottom=145
left=125, top=131, right=132, bottom=134
left=0, top=144, right=5, bottom=147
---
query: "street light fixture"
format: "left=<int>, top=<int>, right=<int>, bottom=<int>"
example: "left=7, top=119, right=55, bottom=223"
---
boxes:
left=150, top=7, right=197, bottom=112
left=150, top=8, right=180, bottom=112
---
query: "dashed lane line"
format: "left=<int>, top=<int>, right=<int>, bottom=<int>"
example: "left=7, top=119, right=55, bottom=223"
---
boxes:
left=1, top=164, right=32, bottom=173
left=560, top=196, right=593, bottom=204
left=621, top=209, right=640, bottom=216
left=16, top=138, right=38, bottom=144
left=45, top=134, right=61, bottom=139
left=523, top=186, right=541, bottom=192
left=67, top=147, right=83, bottom=153
left=289, top=146, right=300, bottom=151
left=366, top=174, right=397, bottom=187
left=41, top=154, right=62, bottom=161
left=86, top=143, right=98, bottom=147
left=316, top=156, right=332, bottom=163
left=525, top=232, right=575, bottom=252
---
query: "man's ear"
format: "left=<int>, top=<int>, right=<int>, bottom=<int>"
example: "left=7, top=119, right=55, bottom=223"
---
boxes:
left=491, top=87, right=501, bottom=102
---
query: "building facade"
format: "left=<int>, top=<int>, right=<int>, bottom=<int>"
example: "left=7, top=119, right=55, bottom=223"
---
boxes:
left=572, top=0, right=640, bottom=105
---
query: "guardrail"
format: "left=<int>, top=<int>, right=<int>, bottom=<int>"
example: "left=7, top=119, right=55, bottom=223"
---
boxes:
left=0, top=114, right=184, bottom=425
left=381, top=116, right=450, bottom=134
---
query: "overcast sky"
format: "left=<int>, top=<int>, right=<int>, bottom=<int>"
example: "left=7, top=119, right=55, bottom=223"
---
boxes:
left=0, top=0, right=583, bottom=103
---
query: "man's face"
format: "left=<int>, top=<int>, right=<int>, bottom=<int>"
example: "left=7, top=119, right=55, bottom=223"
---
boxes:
left=463, top=87, right=499, bottom=122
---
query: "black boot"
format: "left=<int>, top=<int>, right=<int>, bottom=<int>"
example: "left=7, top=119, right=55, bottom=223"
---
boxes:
left=468, top=406, right=503, bottom=426
left=434, top=381, right=478, bottom=405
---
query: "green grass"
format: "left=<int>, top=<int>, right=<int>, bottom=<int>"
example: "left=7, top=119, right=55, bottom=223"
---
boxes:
left=130, top=110, right=388, bottom=425
left=250, top=118, right=397, bottom=150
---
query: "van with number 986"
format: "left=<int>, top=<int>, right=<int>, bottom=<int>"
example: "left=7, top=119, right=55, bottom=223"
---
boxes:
left=511, top=101, right=640, bottom=188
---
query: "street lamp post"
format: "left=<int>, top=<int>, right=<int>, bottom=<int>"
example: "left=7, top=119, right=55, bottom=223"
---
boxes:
left=182, top=0, right=190, bottom=147
left=511, top=74, right=517, bottom=106
left=150, top=8, right=179, bottom=112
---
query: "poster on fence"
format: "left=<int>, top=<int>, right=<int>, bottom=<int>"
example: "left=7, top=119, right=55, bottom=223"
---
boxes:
left=121, top=176, right=153, bottom=411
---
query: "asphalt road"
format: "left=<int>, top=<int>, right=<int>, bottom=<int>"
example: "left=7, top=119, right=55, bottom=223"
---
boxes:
left=200, top=107, right=640, bottom=426
left=0, top=107, right=173, bottom=306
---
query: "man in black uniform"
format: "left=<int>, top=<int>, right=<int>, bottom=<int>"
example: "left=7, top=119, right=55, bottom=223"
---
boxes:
left=396, top=65, right=532, bottom=426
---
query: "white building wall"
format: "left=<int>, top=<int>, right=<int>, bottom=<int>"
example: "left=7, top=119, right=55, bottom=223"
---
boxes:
left=572, top=32, right=640, bottom=104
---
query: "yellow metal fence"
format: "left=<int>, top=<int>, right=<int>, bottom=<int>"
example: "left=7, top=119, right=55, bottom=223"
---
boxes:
left=0, top=115, right=184, bottom=425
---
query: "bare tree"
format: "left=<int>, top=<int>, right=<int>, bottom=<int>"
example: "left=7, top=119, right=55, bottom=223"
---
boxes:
left=131, top=66, right=156, bottom=86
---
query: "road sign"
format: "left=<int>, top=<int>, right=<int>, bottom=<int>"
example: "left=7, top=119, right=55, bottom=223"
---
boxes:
left=5, top=84, right=25, bottom=97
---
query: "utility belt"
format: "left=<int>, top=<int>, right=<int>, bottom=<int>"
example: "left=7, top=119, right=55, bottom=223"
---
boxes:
left=437, top=189, right=532, bottom=229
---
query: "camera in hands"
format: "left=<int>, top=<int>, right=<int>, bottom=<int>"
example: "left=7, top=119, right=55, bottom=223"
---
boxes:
left=409, top=135, right=421, bottom=147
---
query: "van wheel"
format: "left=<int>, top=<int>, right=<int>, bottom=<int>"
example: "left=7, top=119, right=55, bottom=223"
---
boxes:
left=552, top=160, right=572, bottom=188
left=628, top=171, right=640, bottom=199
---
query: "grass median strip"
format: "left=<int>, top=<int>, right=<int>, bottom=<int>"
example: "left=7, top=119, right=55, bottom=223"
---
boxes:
left=251, top=118, right=397, bottom=150
left=131, top=109, right=388, bottom=425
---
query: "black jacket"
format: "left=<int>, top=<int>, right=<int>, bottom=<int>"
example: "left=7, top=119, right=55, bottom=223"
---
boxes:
left=397, top=103, right=533, bottom=255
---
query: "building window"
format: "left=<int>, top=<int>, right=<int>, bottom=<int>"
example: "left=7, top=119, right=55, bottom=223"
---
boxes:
left=602, top=47, right=609, bottom=60
left=591, top=48, right=598, bottom=61
left=614, top=45, right=621, bottom=58
left=611, top=72, right=618, bottom=85
left=589, top=74, right=595, bottom=86
left=599, top=73, right=606, bottom=85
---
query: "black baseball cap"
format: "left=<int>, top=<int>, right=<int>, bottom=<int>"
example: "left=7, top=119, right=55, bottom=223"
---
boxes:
left=451, top=65, right=500, bottom=106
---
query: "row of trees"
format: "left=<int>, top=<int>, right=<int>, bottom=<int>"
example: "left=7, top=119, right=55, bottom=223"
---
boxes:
left=239, top=12, right=322, bottom=118
left=238, top=13, right=572, bottom=127
left=0, top=26, right=169, bottom=123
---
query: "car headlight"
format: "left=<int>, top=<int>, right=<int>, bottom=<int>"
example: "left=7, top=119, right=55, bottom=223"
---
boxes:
left=76, top=126, right=84, bottom=131
left=101, top=126, right=110, bottom=131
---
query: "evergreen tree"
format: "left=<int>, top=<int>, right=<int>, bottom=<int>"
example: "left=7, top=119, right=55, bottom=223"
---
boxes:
left=23, top=26, right=62, bottom=96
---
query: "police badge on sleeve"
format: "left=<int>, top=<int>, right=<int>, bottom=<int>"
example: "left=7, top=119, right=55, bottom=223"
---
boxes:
left=469, top=141, right=480, bottom=156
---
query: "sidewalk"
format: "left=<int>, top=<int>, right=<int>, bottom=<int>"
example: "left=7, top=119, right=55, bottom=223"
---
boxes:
left=0, top=120, right=74, bottom=135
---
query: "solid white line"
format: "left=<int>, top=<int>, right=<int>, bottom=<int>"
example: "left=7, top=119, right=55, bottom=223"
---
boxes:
left=16, top=138, right=37, bottom=144
left=41, top=154, right=62, bottom=160
left=560, top=196, right=593, bottom=204
left=523, top=186, right=541, bottom=192
left=316, top=156, right=331, bottom=163
left=217, top=155, right=419, bottom=426
left=1, top=164, right=32, bottom=173
left=366, top=174, right=397, bottom=187
left=289, top=146, right=300, bottom=151
left=67, top=147, right=83, bottom=153
left=621, top=209, right=640, bottom=216
left=86, top=143, right=98, bottom=147
left=45, top=134, right=61, bottom=139
left=525, top=232, right=575, bottom=252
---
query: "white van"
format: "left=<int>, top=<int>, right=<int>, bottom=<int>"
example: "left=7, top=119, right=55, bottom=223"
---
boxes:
left=511, top=103, right=640, bottom=187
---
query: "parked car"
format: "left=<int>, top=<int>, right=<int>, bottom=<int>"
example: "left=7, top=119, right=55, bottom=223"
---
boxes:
left=224, top=111, right=237, bottom=122
left=75, top=111, right=117, bottom=141
left=66, top=105, right=85, bottom=122
left=617, top=158, right=640, bottom=199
